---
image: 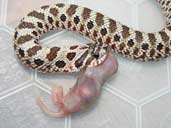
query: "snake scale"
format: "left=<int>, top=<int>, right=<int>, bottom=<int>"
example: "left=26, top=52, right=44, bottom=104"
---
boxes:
left=14, top=0, right=171, bottom=73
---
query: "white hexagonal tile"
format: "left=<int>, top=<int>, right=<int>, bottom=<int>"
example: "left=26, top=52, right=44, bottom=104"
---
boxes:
left=6, top=0, right=68, bottom=28
left=142, top=92, right=171, bottom=128
left=72, top=0, right=133, bottom=27
left=0, top=29, right=32, bottom=94
left=71, top=89, right=136, bottom=128
left=138, top=0, right=166, bottom=32
left=107, top=56, right=169, bottom=101
left=0, top=85, right=65, bottom=128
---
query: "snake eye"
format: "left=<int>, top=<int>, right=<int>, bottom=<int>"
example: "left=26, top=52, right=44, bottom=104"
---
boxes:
left=93, top=53, right=99, bottom=59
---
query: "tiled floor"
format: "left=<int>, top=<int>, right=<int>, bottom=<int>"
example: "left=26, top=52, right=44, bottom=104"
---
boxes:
left=0, top=0, right=171, bottom=128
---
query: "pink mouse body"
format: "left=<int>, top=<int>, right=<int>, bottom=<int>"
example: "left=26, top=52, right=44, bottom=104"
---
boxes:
left=36, top=51, right=118, bottom=117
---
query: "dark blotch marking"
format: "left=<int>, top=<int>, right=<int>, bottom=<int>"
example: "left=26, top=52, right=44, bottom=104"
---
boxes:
left=56, top=21, right=59, bottom=27
left=32, top=31, right=38, bottom=36
left=165, top=47, right=170, bottom=54
left=45, top=23, right=49, bottom=30
left=48, top=16, right=54, bottom=24
left=135, top=31, right=143, bottom=43
left=150, top=49, right=155, bottom=57
left=82, top=8, right=91, bottom=20
left=148, top=33, right=156, bottom=44
left=34, top=40, right=39, bottom=44
left=114, top=34, right=120, bottom=42
left=122, top=25, right=130, bottom=38
left=100, top=28, right=107, bottom=36
left=55, top=60, right=66, bottom=68
left=119, top=43, right=125, bottom=50
left=75, top=50, right=88, bottom=68
left=159, top=31, right=169, bottom=42
left=166, top=1, right=171, bottom=5
left=62, top=24, right=66, bottom=29
left=67, top=21, right=72, bottom=28
left=111, top=43, right=116, bottom=49
left=98, top=38, right=102, bottom=43
left=106, top=37, right=111, bottom=44
left=67, top=52, right=76, bottom=61
left=26, top=60, right=31, bottom=65
left=18, top=22, right=35, bottom=29
left=27, top=46, right=42, bottom=57
left=80, top=24, right=84, bottom=32
left=17, top=35, right=33, bottom=44
left=60, top=14, right=66, bottom=22
left=109, top=19, right=117, bottom=33
left=95, top=13, right=104, bottom=26
left=124, top=49, right=130, bottom=55
left=93, top=30, right=97, bottom=37
left=41, top=5, right=49, bottom=9
left=28, top=11, right=45, bottom=20
left=14, top=31, right=18, bottom=39
left=18, top=48, right=25, bottom=57
left=87, top=21, right=94, bottom=29
left=34, top=59, right=44, bottom=66
left=133, top=47, right=139, bottom=55
left=127, top=39, right=134, bottom=47
left=142, top=43, right=149, bottom=50
left=66, top=5, right=78, bottom=16
left=38, top=30, right=42, bottom=34
left=56, top=3, right=65, bottom=7
left=70, top=45, right=78, bottom=50
left=46, top=47, right=60, bottom=61
left=73, top=26, right=77, bottom=31
left=157, top=43, right=164, bottom=51
left=37, top=22, right=43, bottom=28
left=50, top=8, right=58, bottom=16
left=140, top=52, right=146, bottom=60
left=74, top=16, right=80, bottom=24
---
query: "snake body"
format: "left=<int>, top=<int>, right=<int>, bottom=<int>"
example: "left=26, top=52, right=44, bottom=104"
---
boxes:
left=14, top=0, right=171, bottom=73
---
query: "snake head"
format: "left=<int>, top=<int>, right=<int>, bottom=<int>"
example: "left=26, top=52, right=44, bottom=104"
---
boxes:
left=87, top=43, right=108, bottom=67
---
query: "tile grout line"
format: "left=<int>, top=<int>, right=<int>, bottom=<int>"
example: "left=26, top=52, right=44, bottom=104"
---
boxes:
left=140, top=88, right=171, bottom=106
left=65, top=117, right=68, bottom=128
left=1, top=24, right=14, bottom=34
left=35, top=80, right=51, bottom=90
left=0, top=80, right=32, bottom=98
left=65, top=116, right=71, bottom=128
left=137, top=106, right=142, bottom=128
left=137, top=60, right=171, bottom=104
left=34, top=83, right=51, bottom=94
left=3, top=24, right=14, bottom=33
left=105, top=83, right=138, bottom=103
left=0, top=84, right=32, bottom=101
left=104, top=84, right=137, bottom=106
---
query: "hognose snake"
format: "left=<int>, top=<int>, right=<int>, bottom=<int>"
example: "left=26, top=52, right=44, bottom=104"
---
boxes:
left=14, top=0, right=171, bottom=73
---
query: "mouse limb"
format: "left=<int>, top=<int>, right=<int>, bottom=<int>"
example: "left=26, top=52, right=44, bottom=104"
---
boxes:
left=36, top=50, right=118, bottom=118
